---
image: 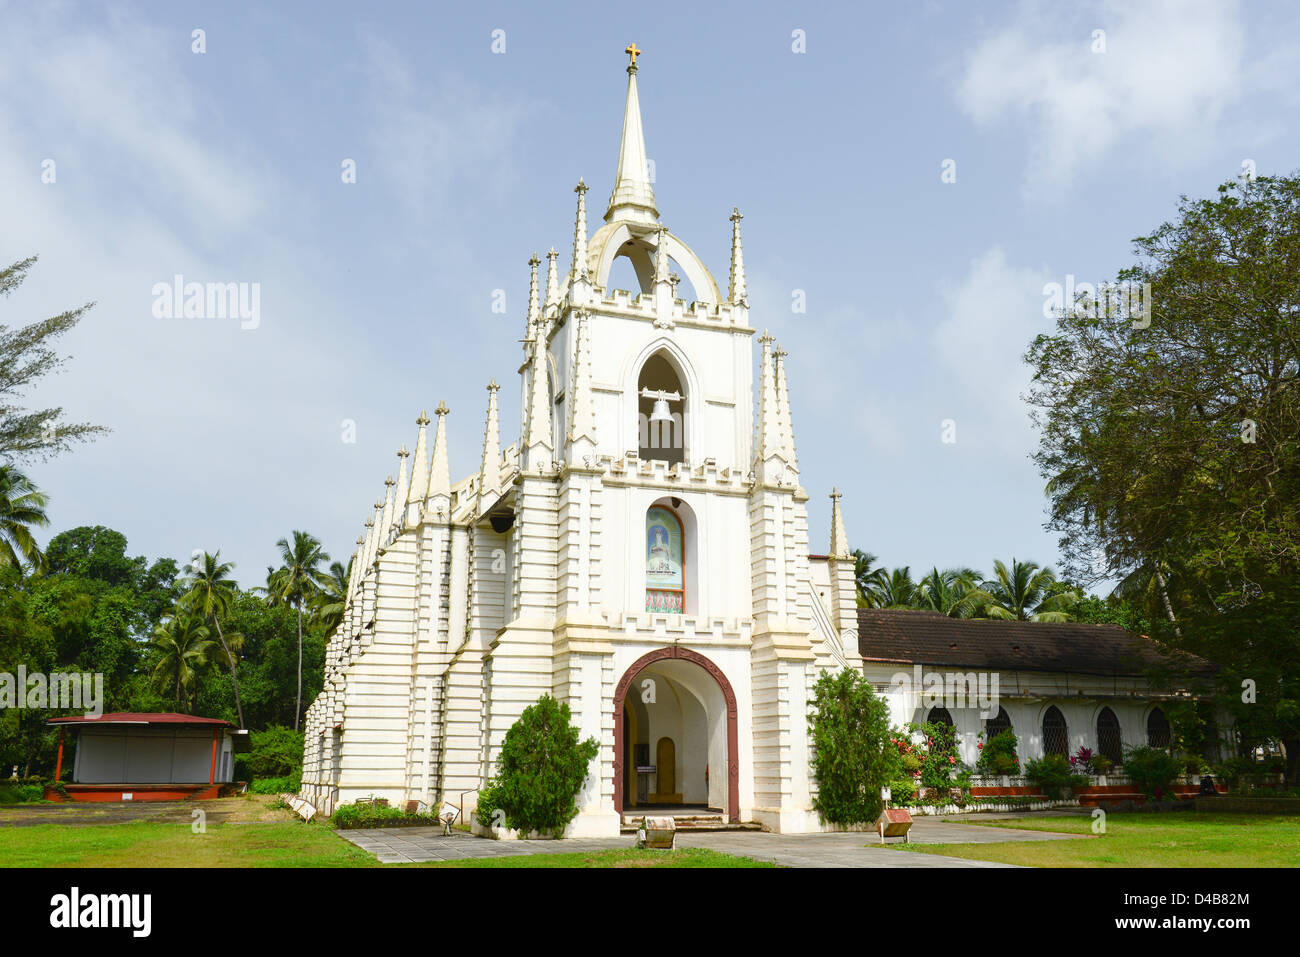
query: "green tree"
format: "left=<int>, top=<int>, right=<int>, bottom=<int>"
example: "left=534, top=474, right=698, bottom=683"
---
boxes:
left=180, top=551, right=245, bottom=728
left=1026, top=173, right=1300, bottom=780
left=475, top=695, right=599, bottom=838
left=979, top=559, right=1077, bottom=621
left=913, top=566, right=986, bottom=618
left=851, top=549, right=879, bottom=606
left=0, top=464, right=49, bottom=573
left=863, top=566, right=917, bottom=609
left=266, top=531, right=328, bottom=730
left=312, top=557, right=352, bottom=637
left=148, top=613, right=214, bottom=711
left=807, top=669, right=900, bottom=825
left=0, top=256, right=107, bottom=461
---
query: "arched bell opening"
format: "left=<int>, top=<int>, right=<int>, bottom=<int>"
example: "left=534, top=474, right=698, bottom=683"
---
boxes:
left=637, top=351, right=686, bottom=465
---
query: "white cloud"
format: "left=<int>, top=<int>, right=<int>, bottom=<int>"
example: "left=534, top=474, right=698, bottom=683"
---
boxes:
left=932, top=247, right=1051, bottom=454
left=957, top=0, right=1246, bottom=192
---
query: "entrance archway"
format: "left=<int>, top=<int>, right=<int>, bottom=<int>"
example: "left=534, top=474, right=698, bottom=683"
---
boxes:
left=613, top=647, right=739, bottom=822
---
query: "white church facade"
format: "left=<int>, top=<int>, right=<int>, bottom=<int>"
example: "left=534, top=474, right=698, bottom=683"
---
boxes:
left=299, top=48, right=1217, bottom=835
left=299, top=48, right=864, bottom=835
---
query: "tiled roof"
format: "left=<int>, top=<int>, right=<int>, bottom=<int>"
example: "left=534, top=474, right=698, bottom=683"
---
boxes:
left=47, top=712, right=232, bottom=727
left=857, top=608, right=1214, bottom=678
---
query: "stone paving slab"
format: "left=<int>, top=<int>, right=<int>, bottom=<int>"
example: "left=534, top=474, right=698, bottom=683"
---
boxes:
left=337, top=814, right=1088, bottom=867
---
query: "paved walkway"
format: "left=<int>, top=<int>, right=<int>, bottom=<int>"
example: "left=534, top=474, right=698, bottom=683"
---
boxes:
left=338, top=814, right=1089, bottom=867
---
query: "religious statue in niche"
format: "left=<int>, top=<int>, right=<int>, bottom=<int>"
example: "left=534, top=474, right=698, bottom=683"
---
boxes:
left=645, top=506, right=684, bottom=612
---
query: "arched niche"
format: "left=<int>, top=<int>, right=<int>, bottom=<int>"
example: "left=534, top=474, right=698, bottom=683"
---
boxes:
left=588, top=222, right=721, bottom=304
left=624, top=338, right=699, bottom=465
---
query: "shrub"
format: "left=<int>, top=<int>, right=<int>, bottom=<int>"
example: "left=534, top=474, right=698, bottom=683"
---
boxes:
left=1024, top=754, right=1088, bottom=799
left=0, top=782, right=46, bottom=803
left=249, top=771, right=301, bottom=795
left=887, top=779, right=917, bottom=806
left=975, top=730, right=1021, bottom=776
left=808, top=670, right=900, bottom=826
left=474, top=695, right=599, bottom=838
left=1088, top=754, right=1114, bottom=775
left=906, top=720, right=967, bottom=792
left=243, top=726, right=304, bottom=780
left=1123, top=746, right=1185, bottom=797
left=331, top=800, right=441, bottom=829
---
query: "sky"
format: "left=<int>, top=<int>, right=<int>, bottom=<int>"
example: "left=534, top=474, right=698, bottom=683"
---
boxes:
left=2, top=0, right=1298, bottom=590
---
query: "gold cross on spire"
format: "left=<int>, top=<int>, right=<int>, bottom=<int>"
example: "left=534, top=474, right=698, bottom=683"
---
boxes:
left=625, top=43, right=641, bottom=67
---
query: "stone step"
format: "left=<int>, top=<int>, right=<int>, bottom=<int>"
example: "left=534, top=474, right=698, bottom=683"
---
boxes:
left=620, top=813, right=764, bottom=833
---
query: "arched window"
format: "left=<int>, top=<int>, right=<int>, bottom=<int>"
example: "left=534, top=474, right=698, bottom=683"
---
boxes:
left=638, top=353, right=685, bottom=465
left=1146, top=707, right=1170, bottom=750
left=1042, top=706, right=1068, bottom=757
left=926, top=707, right=954, bottom=728
left=1096, top=707, right=1122, bottom=763
left=645, top=505, right=685, bottom=613
left=985, top=707, right=1012, bottom=739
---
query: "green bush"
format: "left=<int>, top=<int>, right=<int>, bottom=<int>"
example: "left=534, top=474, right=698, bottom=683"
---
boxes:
left=887, top=779, right=917, bottom=806
left=807, top=670, right=900, bottom=826
left=975, top=730, right=1021, bottom=776
left=249, top=771, right=301, bottom=795
left=1024, top=754, right=1088, bottom=799
left=240, top=726, right=304, bottom=780
left=0, top=782, right=46, bottom=803
left=474, top=695, right=599, bottom=838
left=1123, top=746, right=1185, bottom=797
left=330, top=800, right=441, bottom=829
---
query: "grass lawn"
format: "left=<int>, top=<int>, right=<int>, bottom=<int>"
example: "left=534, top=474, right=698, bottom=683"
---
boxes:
left=882, top=812, right=1300, bottom=867
left=0, top=803, right=769, bottom=868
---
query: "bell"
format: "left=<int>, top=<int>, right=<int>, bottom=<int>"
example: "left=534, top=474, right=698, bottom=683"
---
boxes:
left=649, top=396, right=673, bottom=424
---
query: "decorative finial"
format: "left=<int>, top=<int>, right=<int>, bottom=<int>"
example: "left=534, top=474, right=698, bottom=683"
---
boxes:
left=830, top=487, right=841, bottom=501
left=528, top=252, right=540, bottom=267
left=434, top=400, right=449, bottom=416
left=575, top=178, right=587, bottom=194
left=759, top=328, right=774, bottom=344
left=731, top=206, right=743, bottom=222
left=384, top=475, right=395, bottom=486
left=488, top=379, right=500, bottom=392
left=416, top=410, right=430, bottom=426
left=625, top=42, right=641, bottom=70
left=398, top=445, right=409, bottom=459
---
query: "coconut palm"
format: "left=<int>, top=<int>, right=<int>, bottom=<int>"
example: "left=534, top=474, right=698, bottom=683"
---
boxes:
left=180, top=551, right=245, bottom=728
left=851, top=549, right=879, bottom=607
left=0, top=464, right=49, bottom=574
left=267, top=531, right=329, bottom=730
left=914, top=566, right=988, bottom=618
left=149, top=613, right=214, bottom=710
left=980, top=559, right=1078, bottom=622
left=864, top=566, right=918, bottom=609
left=313, top=557, right=353, bottom=637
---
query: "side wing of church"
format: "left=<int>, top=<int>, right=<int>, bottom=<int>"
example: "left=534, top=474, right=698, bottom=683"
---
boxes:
left=299, top=51, right=862, bottom=836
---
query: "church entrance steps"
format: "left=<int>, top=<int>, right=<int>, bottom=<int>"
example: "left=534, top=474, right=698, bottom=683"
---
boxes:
left=620, top=811, right=763, bottom=833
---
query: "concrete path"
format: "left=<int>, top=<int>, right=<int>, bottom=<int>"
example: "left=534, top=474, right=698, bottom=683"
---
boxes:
left=338, top=814, right=1089, bottom=867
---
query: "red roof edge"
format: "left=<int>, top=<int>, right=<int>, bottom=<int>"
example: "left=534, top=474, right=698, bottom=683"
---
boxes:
left=47, top=712, right=232, bottom=728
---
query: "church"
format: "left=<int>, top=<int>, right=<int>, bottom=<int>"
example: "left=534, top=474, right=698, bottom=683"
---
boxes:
left=299, top=46, right=863, bottom=836
left=299, top=48, right=1213, bottom=836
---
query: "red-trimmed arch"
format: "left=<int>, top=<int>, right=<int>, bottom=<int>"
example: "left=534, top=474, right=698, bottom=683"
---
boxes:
left=613, top=646, right=739, bottom=822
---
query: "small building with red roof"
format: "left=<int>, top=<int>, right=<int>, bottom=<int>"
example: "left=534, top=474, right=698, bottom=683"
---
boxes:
left=46, top=713, right=248, bottom=802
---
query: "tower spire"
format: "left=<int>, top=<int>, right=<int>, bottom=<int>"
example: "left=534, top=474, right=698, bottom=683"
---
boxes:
left=774, top=344, right=798, bottom=472
left=754, top=330, right=782, bottom=469
left=571, top=179, right=589, bottom=285
left=566, top=311, right=597, bottom=463
left=606, top=45, right=657, bottom=224
left=527, top=252, right=541, bottom=333
left=545, top=247, right=560, bottom=314
left=407, top=411, right=430, bottom=518
left=829, top=487, right=850, bottom=558
left=392, top=445, right=410, bottom=534
left=477, top=380, right=502, bottom=509
left=728, top=208, right=747, bottom=306
left=377, top=474, right=396, bottom=549
left=525, top=325, right=553, bottom=465
left=428, top=400, right=451, bottom=506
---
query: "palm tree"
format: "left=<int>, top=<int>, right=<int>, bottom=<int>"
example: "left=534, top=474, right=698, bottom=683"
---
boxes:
left=180, top=551, right=245, bottom=728
left=268, top=531, right=329, bottom=730
left=914, top=566, right=987, bottom=618
left=980, top=559, right=1079, bottom=622
left=864, top=566, right=918, bottom=609
left=149, top=613, right=214, bottom=710
left=0, top=464, right=49, bottom=574
left=313, top=557, right=353, bottom=637
left=1112, top=556, right=1182, bottom=636
left=851, top=549, right=879, bottom=606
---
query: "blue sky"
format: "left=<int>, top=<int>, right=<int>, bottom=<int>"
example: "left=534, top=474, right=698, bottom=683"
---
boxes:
left=3, top=0, right=1298, bottom=589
